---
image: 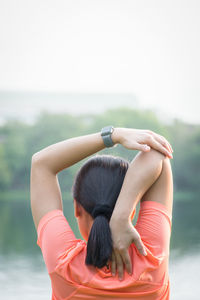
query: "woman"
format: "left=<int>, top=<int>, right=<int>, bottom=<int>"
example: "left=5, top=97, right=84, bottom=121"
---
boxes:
left=31, top=126, right=173, bottom=299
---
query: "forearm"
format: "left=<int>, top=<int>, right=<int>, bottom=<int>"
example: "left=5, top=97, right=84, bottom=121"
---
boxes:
left=111, top=149, right=165, bottom=221
left=32, top=128, right=120, bottom=174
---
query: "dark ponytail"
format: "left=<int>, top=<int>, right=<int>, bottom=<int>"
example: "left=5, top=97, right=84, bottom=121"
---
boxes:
left=86, top=215, right=112, bottom=268
left=72, top=154, right=129, bottom=269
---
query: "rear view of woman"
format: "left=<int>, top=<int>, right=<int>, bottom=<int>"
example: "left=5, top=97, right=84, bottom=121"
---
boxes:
left=30, top=126, right=173, bottom=299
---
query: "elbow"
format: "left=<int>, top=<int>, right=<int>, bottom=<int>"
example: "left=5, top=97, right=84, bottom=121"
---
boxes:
left=140, top=148, right=166, bottom=162
left=31, top=151, right=53, bottom=173
left=31, top=151, right=43, bottom=167
left=146, top=149, right=172, bottom=173
left=136, top=148, right=169, bottom=176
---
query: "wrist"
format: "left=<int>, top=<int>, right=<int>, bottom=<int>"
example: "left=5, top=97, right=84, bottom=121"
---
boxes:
left=110, top=212, right=130, bottom=229
left=110, top=207, right=131, bottom=224
left=111, top=127, right=123, bottom=145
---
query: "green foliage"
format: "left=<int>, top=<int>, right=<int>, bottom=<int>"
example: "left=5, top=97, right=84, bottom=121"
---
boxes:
left=0, top=107, right=199, bottom=254
left=0, top=107, right=199, bottom=200
left=0, top=144, right=11, bottom=190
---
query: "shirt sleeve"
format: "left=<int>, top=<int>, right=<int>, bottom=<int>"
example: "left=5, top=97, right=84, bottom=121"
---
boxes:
left=135, top=201, right=172, bottom=258
left=37, top=209, right=80, bottom=274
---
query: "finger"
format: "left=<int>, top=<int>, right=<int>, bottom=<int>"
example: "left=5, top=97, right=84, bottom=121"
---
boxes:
left=156, top=141, right=173, bottom=159
left=134, top=237, right=147, bottom=256
left=119, top=248, right=132, bottom=275
left=146, top=136, right=173, bottom=159
left=134, top=143, right=151, bottom=152
left=158, top=135, right=173, bottom=153
left=114, top=250, right=124, bottom=281
left=149, top=131, right=173, bottom=153
left=111, top=251, right=116, bottom=276
left=155, top=134, right=173, bottom=153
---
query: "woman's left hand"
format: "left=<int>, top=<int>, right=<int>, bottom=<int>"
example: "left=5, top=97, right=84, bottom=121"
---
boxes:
left=109, top=216, right=147, bottom=281
left=112, top=128, right=173, bottom=159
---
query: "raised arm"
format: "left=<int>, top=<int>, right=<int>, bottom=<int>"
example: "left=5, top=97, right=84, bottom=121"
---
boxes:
left=31, top=132, right=106, bottom=229
left=111, top=149, right=166, bottom=221
left=109, top=149, right=171, bottom=280
left=31, top=127, right=173, bottom=229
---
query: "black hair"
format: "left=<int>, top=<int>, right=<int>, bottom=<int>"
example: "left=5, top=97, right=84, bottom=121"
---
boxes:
left=71, top=154, right=129, bottom=269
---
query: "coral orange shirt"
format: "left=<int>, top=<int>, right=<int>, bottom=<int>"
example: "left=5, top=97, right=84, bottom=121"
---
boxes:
left=37, top=200, right=172, bottom=299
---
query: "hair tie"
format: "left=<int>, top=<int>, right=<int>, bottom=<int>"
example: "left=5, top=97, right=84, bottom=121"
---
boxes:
left=91, top=204, right=113, bottom=220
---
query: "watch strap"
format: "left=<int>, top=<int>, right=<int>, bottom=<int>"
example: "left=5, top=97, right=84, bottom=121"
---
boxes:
left=101, top=126, right=114, bottom=147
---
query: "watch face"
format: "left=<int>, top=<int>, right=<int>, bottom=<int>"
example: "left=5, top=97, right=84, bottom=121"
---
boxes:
left=101, top=126, right=113, bottom=136
left=105, top=126, right=113, bottom=135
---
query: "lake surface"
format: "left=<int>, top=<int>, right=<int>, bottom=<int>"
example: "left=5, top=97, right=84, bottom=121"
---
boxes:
left=1, top=248, right=200, bottom=300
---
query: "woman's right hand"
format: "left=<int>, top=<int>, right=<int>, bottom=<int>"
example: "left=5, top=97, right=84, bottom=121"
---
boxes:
left=112, top=128, right=173, bottom=159
left=109, top=216, right=147, bottom=281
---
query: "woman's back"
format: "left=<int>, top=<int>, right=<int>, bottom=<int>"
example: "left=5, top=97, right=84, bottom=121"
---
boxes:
left=37, top=200, right=172, bottom=299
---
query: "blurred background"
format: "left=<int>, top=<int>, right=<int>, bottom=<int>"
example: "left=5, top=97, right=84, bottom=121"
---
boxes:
left=0, top=0, right=200, bottom=299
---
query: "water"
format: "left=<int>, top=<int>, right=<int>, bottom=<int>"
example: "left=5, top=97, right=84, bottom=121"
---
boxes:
left=1, top=249, right=199, bottom=299
left=169, top=250, right=200, bottom=300
left=0, top=254, right=51, bottom=299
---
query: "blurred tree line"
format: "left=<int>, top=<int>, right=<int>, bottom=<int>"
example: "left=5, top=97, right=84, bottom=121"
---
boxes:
left=0, top=107, right=199, bottom=254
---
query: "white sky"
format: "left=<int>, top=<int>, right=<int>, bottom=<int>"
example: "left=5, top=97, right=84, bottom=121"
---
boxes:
left=0, top=0, right=200, bottom=124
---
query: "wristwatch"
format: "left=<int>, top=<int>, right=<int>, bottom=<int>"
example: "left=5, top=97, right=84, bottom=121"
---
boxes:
left=101, top=126, right=115, bottom=147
